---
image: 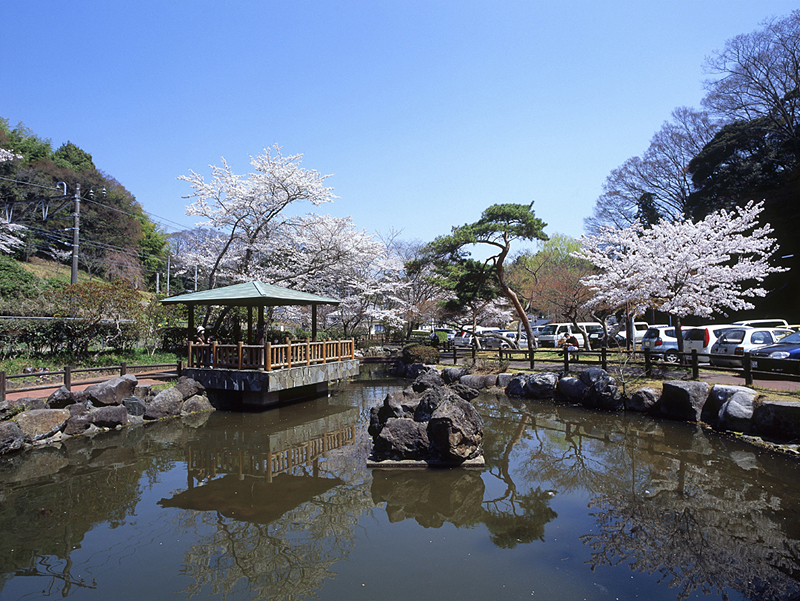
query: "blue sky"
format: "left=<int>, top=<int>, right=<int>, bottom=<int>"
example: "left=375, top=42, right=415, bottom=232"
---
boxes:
left=2, top=1, right=798, bottom=253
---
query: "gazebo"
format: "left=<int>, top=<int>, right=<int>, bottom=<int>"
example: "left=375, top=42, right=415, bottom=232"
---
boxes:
left=160, top=282, right=358, bottom=407
left=161, top=280, right=341, bottom=343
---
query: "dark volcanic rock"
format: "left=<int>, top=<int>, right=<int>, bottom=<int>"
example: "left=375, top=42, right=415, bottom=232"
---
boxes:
left=175, top=376, right=205, bottom=400
left=374, top=418, right=430, bottom=459
left=657, top=381, right=709, bottom=422
left=15, top=408, right=70, bottom=442
left=83, top=374, right=138, bottom=406
left=0, top=421, right=25, bottom=454
left=144, top=388, right=184, bottom=420
left=754, top=400, right=800, bottom=442
left=626, top=387, right=660, bottom=413
left=428, top=398, right=483, bottom=462
left=92, top=405, right=129, bottom=428
left=412, top=370, right=445, bottom=392
left=123, top=396, right=147, bottom=417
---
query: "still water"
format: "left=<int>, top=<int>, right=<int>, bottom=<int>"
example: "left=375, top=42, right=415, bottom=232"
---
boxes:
left=2, top=378, right=800, bottom=600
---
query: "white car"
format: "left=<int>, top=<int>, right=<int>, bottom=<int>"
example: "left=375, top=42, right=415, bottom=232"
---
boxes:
left=710, top=328, right=793, bottom=367
left=682, top=324, right=739, bottom=363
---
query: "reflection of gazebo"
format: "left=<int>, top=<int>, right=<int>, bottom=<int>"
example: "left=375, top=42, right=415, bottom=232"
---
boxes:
left=161, top=280, right=341, bottom=342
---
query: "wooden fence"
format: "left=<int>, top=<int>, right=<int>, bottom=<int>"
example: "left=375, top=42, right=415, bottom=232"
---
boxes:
left=461, top=345, right=800, bottom=387
left=0, top=362, right=181, bottom=402
left=187, top=338, right=356, bottom=371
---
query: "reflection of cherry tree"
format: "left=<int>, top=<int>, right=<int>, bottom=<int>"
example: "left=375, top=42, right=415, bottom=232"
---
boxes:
left=485, top=396, right=800, bottom=600
left=176, top=481, right=373, bottom=601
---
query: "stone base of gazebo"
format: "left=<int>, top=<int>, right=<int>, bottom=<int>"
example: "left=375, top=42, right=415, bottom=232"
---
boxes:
left=183, top=359, right=360, bottom=409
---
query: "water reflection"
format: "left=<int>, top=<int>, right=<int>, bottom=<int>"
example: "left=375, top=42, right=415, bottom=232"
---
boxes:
left=482, top=394, right=800, bottom=600
left=2, top=382, right=800, bottom=600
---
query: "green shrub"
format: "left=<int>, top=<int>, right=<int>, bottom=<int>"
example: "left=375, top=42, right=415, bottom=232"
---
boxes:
left=0, top=255, right=41, bottom=300
left=402, top=344, right=440, bottom=365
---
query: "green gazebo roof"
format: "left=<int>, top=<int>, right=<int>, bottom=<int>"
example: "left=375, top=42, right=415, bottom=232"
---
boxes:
left=160, top=281, right=341, bottom=307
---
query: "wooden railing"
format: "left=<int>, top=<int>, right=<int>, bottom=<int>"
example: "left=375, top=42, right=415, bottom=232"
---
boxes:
left=187, top=338, right=356, bottom=371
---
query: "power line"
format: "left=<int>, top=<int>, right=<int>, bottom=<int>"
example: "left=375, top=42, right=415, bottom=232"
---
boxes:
left=0, top=176, right=62, bottom=191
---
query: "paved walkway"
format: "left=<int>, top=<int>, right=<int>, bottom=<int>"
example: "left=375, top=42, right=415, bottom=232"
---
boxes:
left=4, top=371, right=176, bottom=402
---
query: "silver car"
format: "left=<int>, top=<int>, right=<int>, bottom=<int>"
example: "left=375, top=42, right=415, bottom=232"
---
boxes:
left=710, top=328, right=793, bottom=367
left=641, top=325, right=696, bottom=363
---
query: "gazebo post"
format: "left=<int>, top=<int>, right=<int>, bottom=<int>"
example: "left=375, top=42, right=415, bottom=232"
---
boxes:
left=188, top=306, right=195, bottom=343
left=247, top=306, right=253, bottom=344
left=258, top=306, right=265, bottom=341
left=312, top=305, right=318, bottom=341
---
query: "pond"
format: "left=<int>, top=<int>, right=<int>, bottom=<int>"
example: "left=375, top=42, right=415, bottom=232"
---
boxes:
left=2, top=377, right=800, bottom=600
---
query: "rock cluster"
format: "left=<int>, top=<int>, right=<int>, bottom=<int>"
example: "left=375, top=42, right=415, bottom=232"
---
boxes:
left=434, top=365, right=800, bottom=445
left=369, top=369, right=483, bottom=464
left=0, top=375, right=214, bottom=455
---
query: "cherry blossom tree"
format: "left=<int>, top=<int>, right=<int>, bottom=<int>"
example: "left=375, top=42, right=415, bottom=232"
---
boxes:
left=179, top=145, right=336, bottom=288
left=575, top=201, right=787, bottom=353
left=0, top=148, right=24, bottom=253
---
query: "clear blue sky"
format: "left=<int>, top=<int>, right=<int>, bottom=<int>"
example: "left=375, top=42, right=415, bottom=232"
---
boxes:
left=2, top=1, right=798, bottom=251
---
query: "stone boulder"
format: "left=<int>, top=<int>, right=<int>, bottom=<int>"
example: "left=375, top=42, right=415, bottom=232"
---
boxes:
left=505, top=374, right=531, bottom=397
left=64, top=402, right=93, bottom=436
left=412, top=370, right=445, bottom=392
left=526, top=372, right=560, bottom=399
left=556, top=376, right=588, bottom=403
left=413, top=387, right=462, bottom=422
left=702, top=385, right=757, bottom=425
left=657, top=381, right=709, bottom=422
left=442, top=367, right=469, bottom=384
left=0, top=421, right=25, bottom=454
left=428, top=397, right=483, bottom=462
left=717, top=391, right=757, bottom=433
left=15, top=408, right=71, bottom=442
left=0, top=396, right=46, bottom=419
left=369, top=382, right=484, bottom=464
left=83, top=374, right=138, bottom=406
left=578, top=369, right=623, bottom=411
left=449, top=382, right=480, bottom=402
left=753, top=400, right=800, bottom=442
left=497, top=373, right=514, bottom=388
left=626, top=387, right=660, bottom=413
left=374, top=418, right=430, bottom=459
left=46, top=386, right=80, bottom=409
left=91, top=405, right=129, bottom=428
left=181, top=394, right=214, bottom=415
left=369, top=390, right=420, bottom=437
left=123, top=396, right=147, bottom=417
left=404, top=363, right=436, bottom=379
left=144, top=387, right=184, bottom=420
left=175, top=376, right=205, bottom=400
left=459, top=374, right=498, bottom=389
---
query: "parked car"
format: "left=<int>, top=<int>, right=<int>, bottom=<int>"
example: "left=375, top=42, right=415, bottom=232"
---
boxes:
left=732, top=318, right=789, bottom=328
left=641, top=325, right=695, bottom=363
left=709, top=327, right=793, bottom=368
left=537, top=322, right=601, bottom=347
left=682, top=324, right=739, bottom=363
left=748, top=331, right=800, bottom=373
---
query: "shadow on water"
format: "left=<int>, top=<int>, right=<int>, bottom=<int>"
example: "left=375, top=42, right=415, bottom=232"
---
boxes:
left=1, top=378, right=800, bottom=599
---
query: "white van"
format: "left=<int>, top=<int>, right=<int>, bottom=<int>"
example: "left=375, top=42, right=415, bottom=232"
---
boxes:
left=733, top=319, right=789, bottom=328
left=537, top=322, right=602, bottom=347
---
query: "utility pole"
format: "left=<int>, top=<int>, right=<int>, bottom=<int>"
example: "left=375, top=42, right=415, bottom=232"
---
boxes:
left=70, top=184, right=80, bottom=285
left=166, top=255, right=170, bottom=294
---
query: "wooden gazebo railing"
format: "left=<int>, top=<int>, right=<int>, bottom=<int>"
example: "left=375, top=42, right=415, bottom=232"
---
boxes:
left=187, top=338, right=356, bottom=371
